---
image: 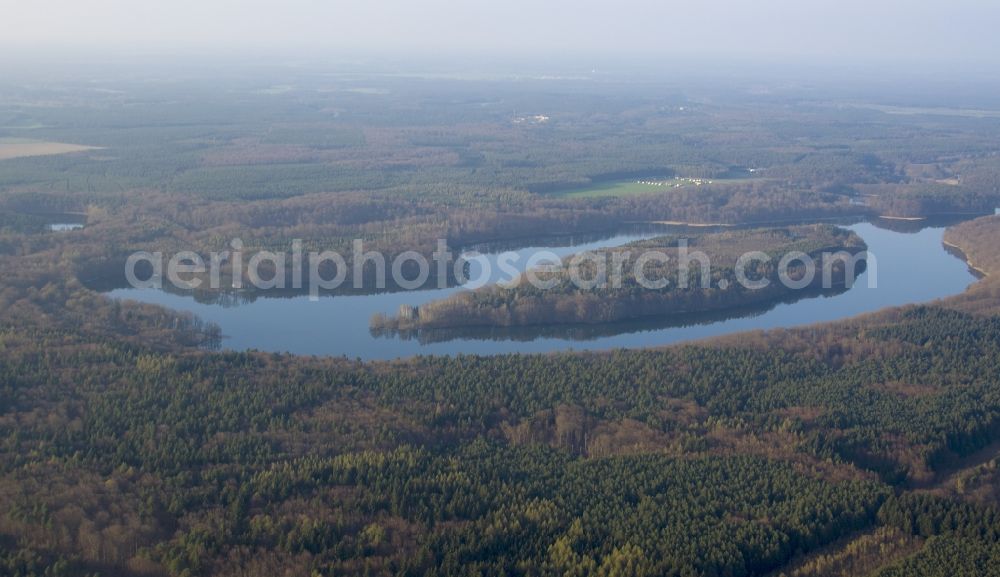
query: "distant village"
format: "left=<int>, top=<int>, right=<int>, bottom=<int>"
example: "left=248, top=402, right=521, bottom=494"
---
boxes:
left=512, top=114, right=550, bottom=125
left=636, top=177, right=715, bottom=187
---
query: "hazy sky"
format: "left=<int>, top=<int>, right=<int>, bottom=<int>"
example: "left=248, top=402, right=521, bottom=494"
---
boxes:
left=4, top=0, right=1000, bottom=69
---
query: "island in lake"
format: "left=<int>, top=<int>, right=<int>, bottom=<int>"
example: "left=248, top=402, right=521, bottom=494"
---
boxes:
left=372, top=225, right=867, bottom=332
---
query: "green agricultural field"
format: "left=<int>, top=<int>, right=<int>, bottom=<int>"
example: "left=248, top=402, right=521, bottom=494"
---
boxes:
left=557, top=177, right=757, bottom=199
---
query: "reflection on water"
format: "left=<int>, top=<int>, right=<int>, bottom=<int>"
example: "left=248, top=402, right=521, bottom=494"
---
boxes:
left=107, top=218, right=982, bottom=360
left=871, top=213, right=989, bottom=234
left=379, top=283, right=854, bottom=345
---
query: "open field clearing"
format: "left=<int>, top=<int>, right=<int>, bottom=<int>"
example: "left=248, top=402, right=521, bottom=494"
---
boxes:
left=557, top=177, right=762, bottom=198
left=0, top=138, right=100, bottom=160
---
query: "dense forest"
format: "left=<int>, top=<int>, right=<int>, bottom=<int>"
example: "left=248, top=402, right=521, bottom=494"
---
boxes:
left=3, top=69, right=1000, bottom=575
left=1, top=215, right=1000, bottom=575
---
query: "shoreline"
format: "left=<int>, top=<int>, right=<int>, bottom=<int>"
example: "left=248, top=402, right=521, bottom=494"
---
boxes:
left=632, top=214, right=870, bottom=228
left=651, top=220, right=734, bottom=228
left=878, top=215, right=926, bottom=221
left=942, top=239, right=990, bottom=278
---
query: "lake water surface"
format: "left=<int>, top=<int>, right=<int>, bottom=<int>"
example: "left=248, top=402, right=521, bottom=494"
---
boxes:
left=108, top=219, right=981, bottom=359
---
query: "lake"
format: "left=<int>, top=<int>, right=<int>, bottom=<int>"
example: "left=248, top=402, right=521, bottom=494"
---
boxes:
left=108, top=218, right=981, bottom=359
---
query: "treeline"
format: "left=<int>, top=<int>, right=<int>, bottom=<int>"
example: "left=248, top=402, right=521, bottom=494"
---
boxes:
left=863, top=182, right=999, bottom=218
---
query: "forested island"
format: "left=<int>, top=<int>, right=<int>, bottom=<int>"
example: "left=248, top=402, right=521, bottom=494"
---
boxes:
left=372, top=225, right=866, bottom=332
